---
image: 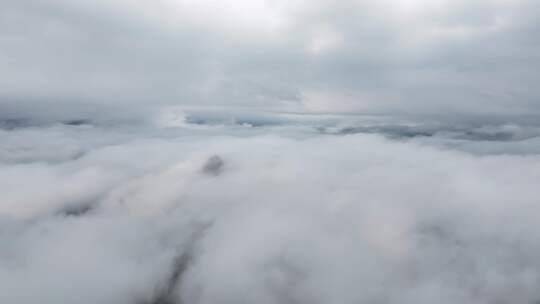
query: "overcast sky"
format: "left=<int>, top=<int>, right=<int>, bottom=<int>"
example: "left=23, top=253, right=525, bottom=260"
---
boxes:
left=1, top=0, right=539, bottom=116
left=4, top=2, right=540, bottom=303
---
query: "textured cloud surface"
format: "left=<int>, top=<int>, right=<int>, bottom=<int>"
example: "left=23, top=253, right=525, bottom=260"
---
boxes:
left=2, top=118, right=540, bottom=303
left=2, top=1, right=540, bottom=303
left=1, top=0, right=540, bottom=115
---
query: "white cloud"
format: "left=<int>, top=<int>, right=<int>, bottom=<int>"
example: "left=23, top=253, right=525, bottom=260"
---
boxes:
left=1, top=1, right=540, bottom=302
left=2, top=121, right=540, bottom=303
left=306, top=27, right=344, bottom=55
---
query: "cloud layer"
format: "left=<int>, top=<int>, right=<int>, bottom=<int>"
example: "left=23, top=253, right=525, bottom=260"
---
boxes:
left=1, top=0, right=540, bottom=115
left=2, top=120, right=540, bottom=303
left=2, top=1, right=540, bottom=303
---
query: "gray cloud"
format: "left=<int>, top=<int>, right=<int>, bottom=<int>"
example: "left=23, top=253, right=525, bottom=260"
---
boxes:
left=1, top=0, right=539, bottom=116
left=2, top=2, right=540, bottom=303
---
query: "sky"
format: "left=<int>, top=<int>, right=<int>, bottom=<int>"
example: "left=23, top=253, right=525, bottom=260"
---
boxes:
left=1, top=0, right=539, bottom=116
left=2, top=1, right=540, bottom=304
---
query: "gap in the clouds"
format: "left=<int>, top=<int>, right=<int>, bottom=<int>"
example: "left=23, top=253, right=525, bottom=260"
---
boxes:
left=4, top=103, right=540, bottom=162
left=58, top=203, right=94, bottom=217
left=140, top=222, right=213, bottom=304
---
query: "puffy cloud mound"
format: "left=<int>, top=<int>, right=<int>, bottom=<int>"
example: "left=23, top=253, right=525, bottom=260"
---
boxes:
left=1, top=120, right=540, bottom=304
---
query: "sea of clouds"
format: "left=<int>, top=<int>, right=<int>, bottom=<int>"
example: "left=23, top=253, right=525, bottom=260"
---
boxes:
left=2, top=109, right=540, bottom=304
left=2, top=0, right=540, bottom=302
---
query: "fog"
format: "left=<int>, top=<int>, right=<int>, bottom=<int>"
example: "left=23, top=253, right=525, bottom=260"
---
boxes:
left=2, top=0, right=540, bottom=303
left=1, top=113, right=540, bottom=303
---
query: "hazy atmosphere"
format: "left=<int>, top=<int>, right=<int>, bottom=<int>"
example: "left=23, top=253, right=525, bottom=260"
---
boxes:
left=2, top=1, right=540, bottom=303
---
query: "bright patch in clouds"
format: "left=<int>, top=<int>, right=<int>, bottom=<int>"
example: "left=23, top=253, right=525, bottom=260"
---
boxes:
left=307, top=27, right=344, bottom=55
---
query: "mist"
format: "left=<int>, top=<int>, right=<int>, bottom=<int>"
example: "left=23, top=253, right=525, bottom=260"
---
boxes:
left=2, top=0, right=540, bottom=303
left=1, top=114, right=540, bottom=303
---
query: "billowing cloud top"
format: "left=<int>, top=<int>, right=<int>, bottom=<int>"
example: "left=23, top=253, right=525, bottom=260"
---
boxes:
left=1, top=0, right=539, bottom=116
